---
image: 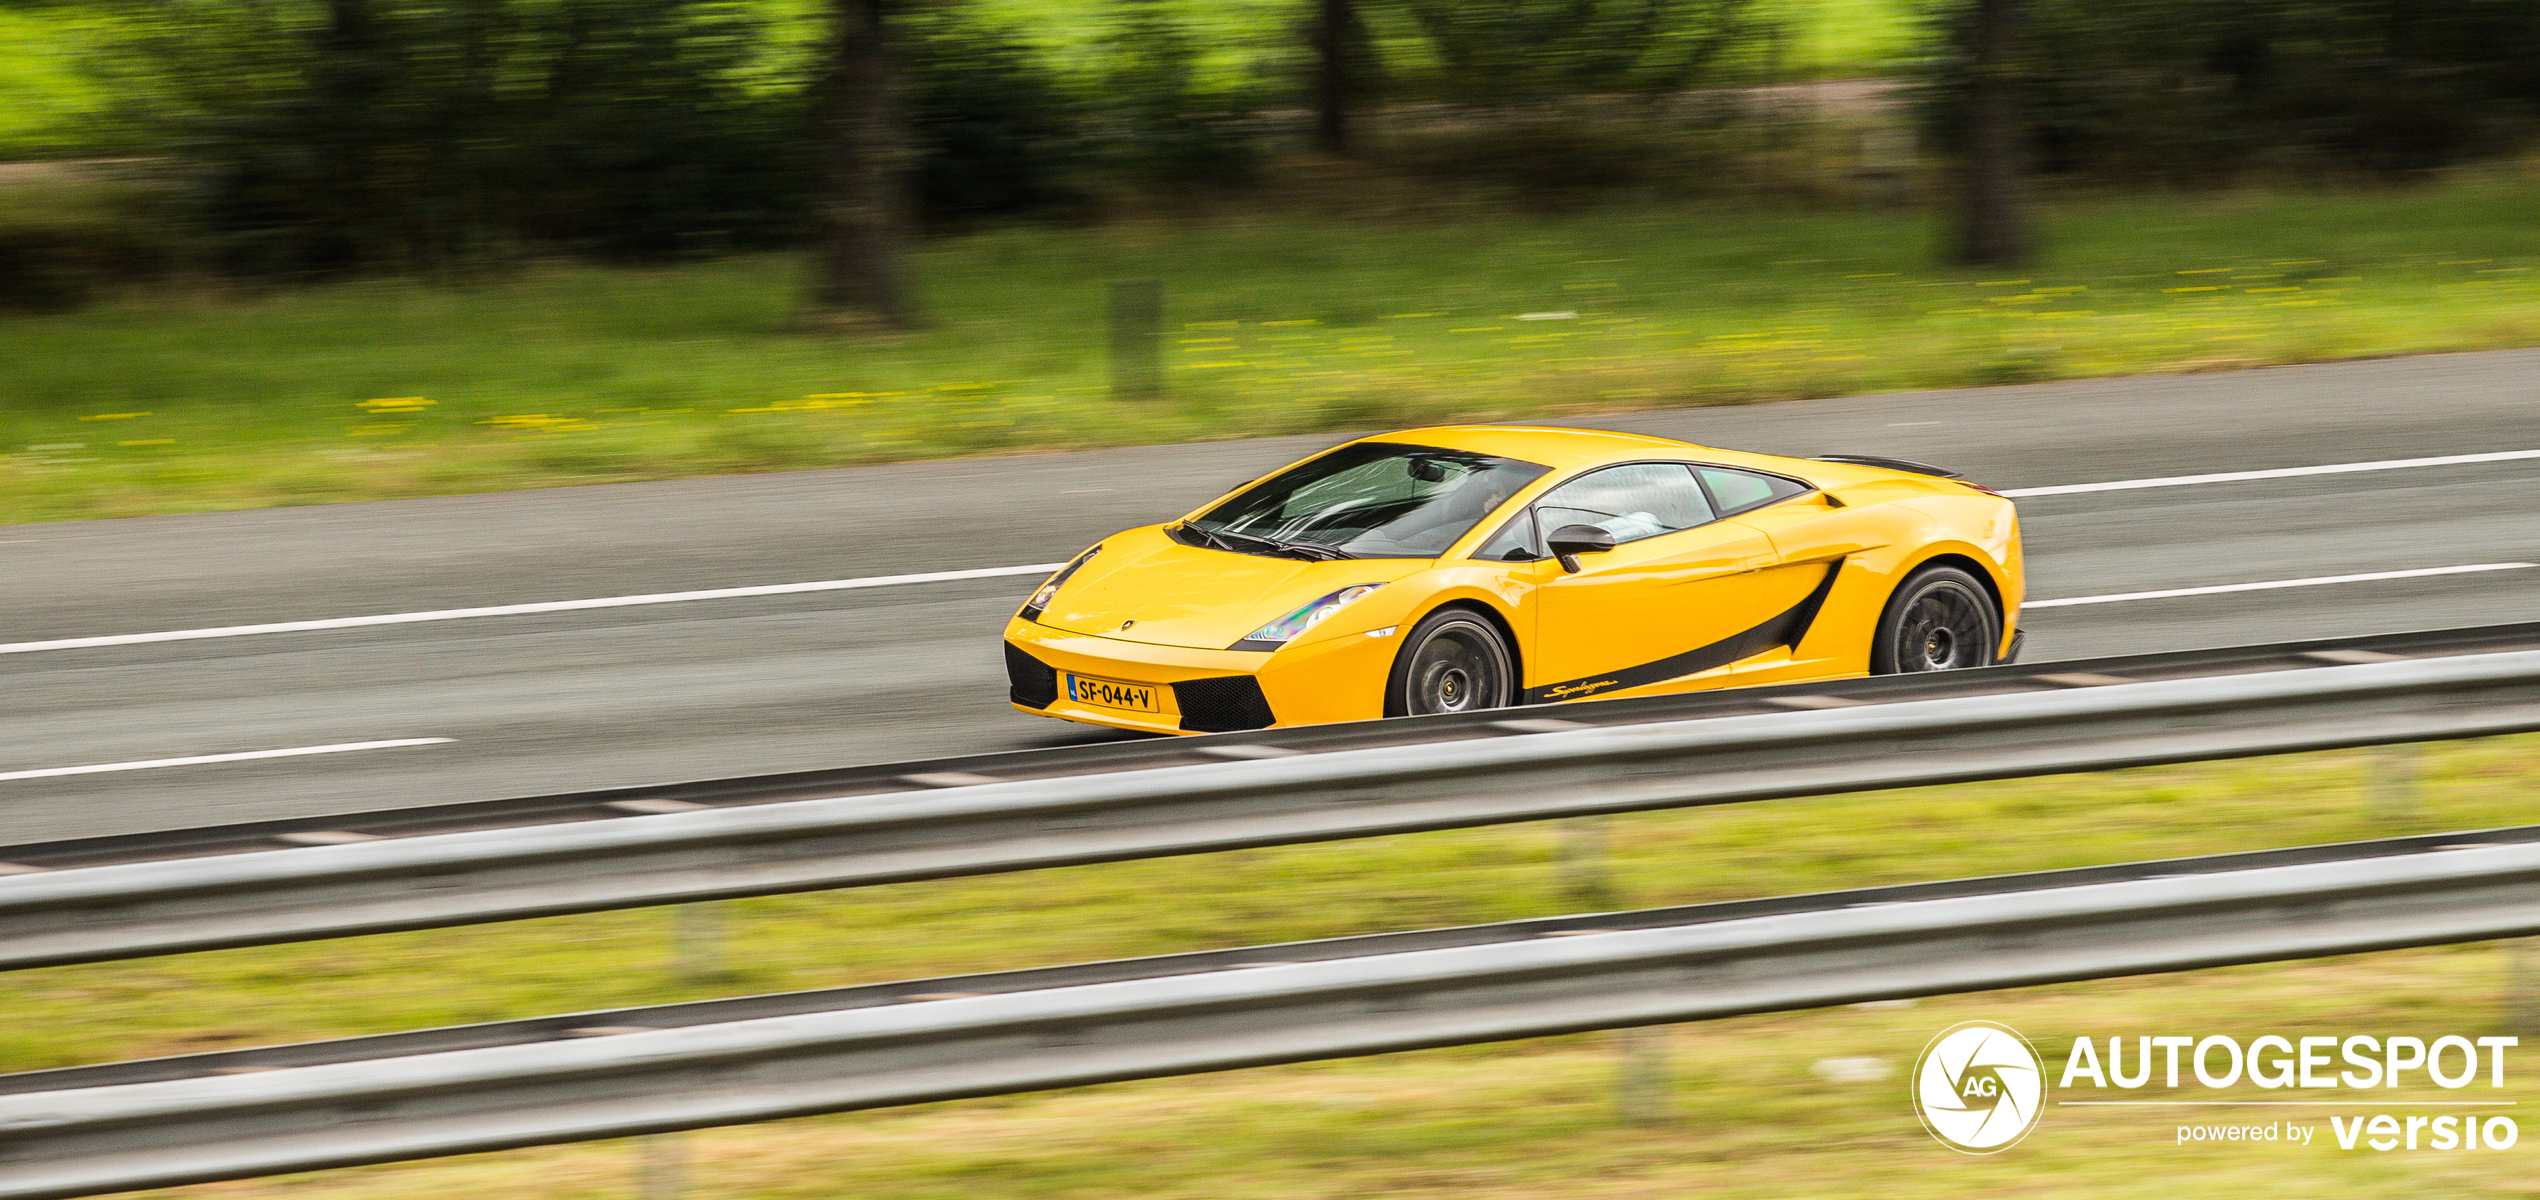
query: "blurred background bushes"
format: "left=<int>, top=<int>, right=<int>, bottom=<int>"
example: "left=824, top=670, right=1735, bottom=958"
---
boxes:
left=2, top=0, right=2539, bottom=306
left=111, top=0, right=812, bottom=274
left=1920, top=0, right=2540, bottom=180
left=1392, top=0, right=1774, bottom=108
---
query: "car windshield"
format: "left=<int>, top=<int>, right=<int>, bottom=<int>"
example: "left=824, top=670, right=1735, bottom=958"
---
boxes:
left=1185, top=442, right=1551, bottom=560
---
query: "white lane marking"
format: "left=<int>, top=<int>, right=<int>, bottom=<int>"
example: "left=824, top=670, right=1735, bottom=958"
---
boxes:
left=2027, top=563, right=2538, bottom=609
left=0, top=564, right=1069, bottom=656
left=0, top=738, right=453, bottom=783
left=8, top=448, right=2537, bottom=656
left=2001, top=448, right=2540, bottom=498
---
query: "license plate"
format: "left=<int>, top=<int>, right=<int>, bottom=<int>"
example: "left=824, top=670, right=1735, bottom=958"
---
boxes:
left=1066, top=673, right=1160, bottom=713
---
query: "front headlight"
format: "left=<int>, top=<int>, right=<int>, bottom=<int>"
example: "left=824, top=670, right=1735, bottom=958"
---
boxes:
left=1019, top=546, right=1099, bottom=621
left=1231, top=584, right=1385, bottom=650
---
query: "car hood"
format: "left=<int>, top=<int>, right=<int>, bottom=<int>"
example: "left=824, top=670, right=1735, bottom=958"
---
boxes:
left=1036, top=526, right=1430, bottom=650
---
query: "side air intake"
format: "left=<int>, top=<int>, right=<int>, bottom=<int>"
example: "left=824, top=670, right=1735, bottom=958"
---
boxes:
left=1004, top=643, right=1059, bottom=709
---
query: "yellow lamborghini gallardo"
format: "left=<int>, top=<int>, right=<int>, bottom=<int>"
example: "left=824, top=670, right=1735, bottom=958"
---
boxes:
left=1003, top=425, right=2023, bottom=735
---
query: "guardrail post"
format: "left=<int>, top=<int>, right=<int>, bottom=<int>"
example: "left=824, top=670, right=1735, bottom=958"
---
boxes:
left=2511, top=939, right=2540, bottom=1037
left=1558, top=816, right=1671, bottom=1122
left=639, top=1132, right=687, bottom=1200
left=1614, top=1027, right=1673, bottom=1124
left=2367, top=743, right=2422, bottom=823
left=674, top=902, right=729, bottom=983
left=1109, top=279, right=1164, bottom=401
left=1558, top=816, right=1613, bottom=910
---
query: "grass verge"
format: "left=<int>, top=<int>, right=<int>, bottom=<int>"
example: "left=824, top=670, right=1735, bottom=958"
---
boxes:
left=5, top=169, right=2540, bottom=525
left=0, top=733, right=2533, bottom=1195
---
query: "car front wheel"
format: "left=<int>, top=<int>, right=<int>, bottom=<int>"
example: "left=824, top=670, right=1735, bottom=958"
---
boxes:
left=1871, top=565, right=2000, bottom=674
left=1386, top=609, right=1516, bottom=717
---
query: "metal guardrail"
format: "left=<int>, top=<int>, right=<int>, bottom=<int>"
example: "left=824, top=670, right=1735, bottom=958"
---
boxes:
left=5, top=633, right=2540, bottom=971
left=6, top=826, right=2540, bottom=1198
left=16, top=620, right=2540, bottom=875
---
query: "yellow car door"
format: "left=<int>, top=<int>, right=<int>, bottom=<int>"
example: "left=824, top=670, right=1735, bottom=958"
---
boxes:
left=1524, top=462, right=1820, bottom=702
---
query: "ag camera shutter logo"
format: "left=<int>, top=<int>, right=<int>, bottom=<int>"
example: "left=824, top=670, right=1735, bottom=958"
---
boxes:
left=1914, top=1021, right=2048, bottom=1153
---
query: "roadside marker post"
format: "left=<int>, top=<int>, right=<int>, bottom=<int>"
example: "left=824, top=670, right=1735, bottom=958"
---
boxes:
left=1110, top=279, right=1164, bottom=401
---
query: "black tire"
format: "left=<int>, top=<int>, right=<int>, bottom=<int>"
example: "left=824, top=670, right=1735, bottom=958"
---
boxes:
left=1385, top=608, right=1516, bottom=717
left=1870, top=565, right=2001, bottom=675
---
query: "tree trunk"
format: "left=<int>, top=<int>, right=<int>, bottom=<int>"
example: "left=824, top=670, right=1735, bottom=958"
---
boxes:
left=806, top=0, right=913, bottom=330
left=1953, top=0, right=2028, bottom=267
left=311, top=0, right=385, bottom=272
left=1313, top=0, right=1354, bottom=155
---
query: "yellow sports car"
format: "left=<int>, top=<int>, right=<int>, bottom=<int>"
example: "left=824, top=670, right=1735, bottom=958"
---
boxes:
left=1004, top=425, right=2023, bottom=734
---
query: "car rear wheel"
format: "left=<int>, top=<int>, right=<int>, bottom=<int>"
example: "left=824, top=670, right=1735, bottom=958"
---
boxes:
left=1871, top=566, right=2000, bottom=674
left=1386, top=609, right=1515, bottom=717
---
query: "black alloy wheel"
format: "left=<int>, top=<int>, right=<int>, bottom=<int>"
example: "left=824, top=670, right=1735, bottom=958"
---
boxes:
left=1386, top=609, right=1516, bottom=717
left=1870, top=565, right=2000, bottom=674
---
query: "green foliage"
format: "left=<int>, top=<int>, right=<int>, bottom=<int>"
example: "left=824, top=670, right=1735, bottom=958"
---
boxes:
left=902, top=7, right=1090, bottom=219
left=1391, top=0, right=1779, bottom=106
left=150, top=0, right=806, bottom=276
left=1921, top=0, right=2540, bottom=180
left=1092, top=0, right=1264, bottom=191
left=0, top=10, right=123, bottom=157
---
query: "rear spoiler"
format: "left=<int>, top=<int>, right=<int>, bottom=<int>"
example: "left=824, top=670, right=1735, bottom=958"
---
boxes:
left=1811, top=453, right=1962, bottom=479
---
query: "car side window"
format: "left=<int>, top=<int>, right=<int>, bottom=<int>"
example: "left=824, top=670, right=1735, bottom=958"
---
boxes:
left=1695, top=466, right=1810, bottom=515
left=1533, top=463, right=1716, bottom=545
left=1472, top=507, right=1543, bottom=561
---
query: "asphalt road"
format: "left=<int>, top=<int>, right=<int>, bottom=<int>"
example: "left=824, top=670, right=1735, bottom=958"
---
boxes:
left=5, top=348, right=2538, bottom=843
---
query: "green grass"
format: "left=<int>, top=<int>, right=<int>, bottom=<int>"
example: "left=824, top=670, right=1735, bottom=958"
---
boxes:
left=3, top=734, right=2533, bottom=1197
left=6, top=169, right=2540, bottom=525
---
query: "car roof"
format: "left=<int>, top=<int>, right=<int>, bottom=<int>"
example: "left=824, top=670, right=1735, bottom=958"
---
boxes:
left=1359, top=425, right=1707, bottom=471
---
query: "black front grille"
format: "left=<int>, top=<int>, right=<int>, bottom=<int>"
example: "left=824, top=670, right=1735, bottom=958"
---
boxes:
left=1005, top=643, right=1059, bottom=709
left=1172, top=675, right=1276, bottom=733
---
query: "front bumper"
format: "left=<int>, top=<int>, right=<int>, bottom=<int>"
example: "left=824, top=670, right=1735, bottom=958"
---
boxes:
left=1003, top=618, right=1398, bottom=735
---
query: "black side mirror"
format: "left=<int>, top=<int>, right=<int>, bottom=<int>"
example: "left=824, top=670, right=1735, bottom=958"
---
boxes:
left=1545, top=523, right=1615, bottom=573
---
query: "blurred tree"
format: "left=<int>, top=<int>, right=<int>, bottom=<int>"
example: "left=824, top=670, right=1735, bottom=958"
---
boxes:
left=804, top=0, right=913, bottom=330
left=306, top=0, right=388, bottom=271
left=1952, top=0, right=2027, bottom=266
left=1311, top=0, right=1361, bottom=154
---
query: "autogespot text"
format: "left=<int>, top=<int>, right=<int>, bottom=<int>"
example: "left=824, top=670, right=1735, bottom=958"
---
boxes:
left=2058, top=1033, right=2520, bottom=1152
